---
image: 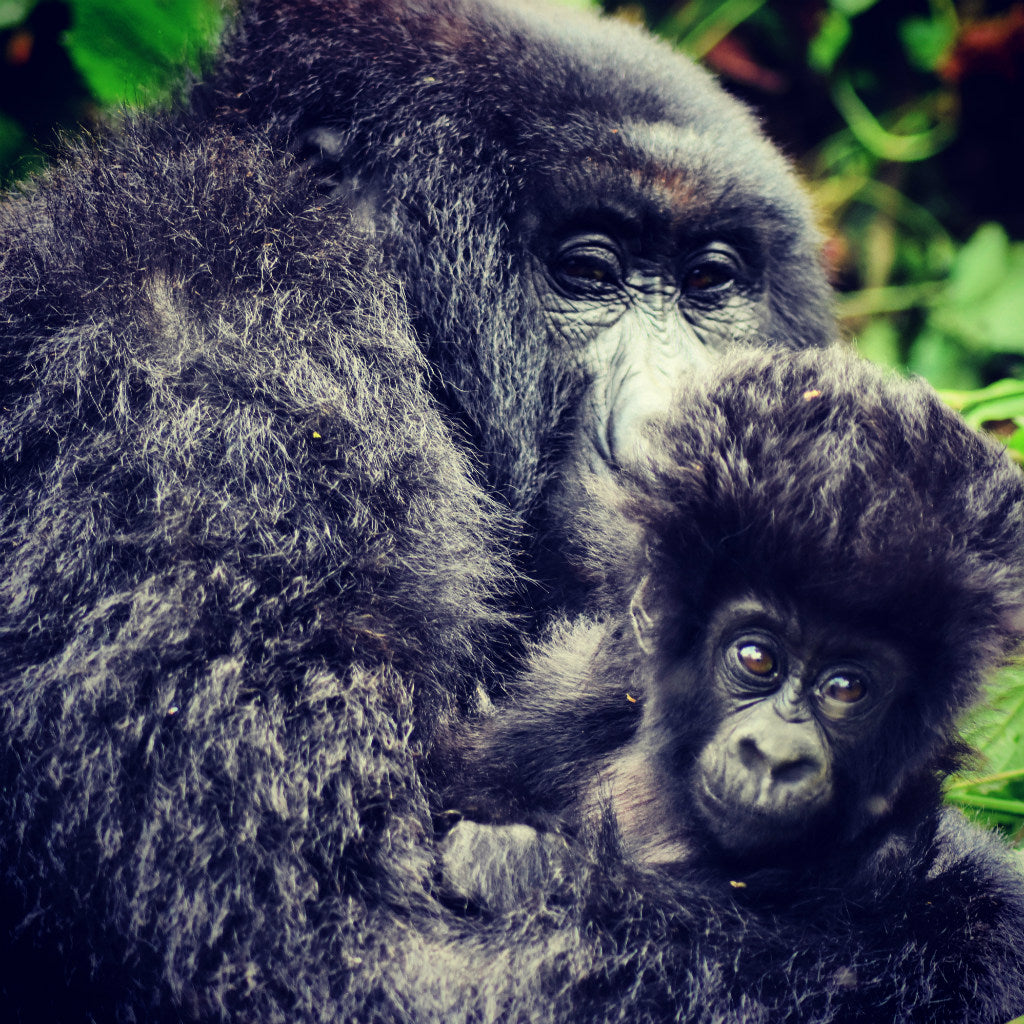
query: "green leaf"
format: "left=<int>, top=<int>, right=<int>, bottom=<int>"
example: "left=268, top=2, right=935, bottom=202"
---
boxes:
left=953, top=660, right=1024, bottom=834
left=961, top=400, right=1024, bottom=431
left=906, top=328, right=979, bottom=390
left=945, top=792, right=1024, bottom=819
left=930, top=249, right=1024, bottom=355
left=943, top=223, right=1011, bottom=306
left=830, top=75, right=955, bottom=162
left=0, top=0, right=33, bottom=29
left=64, top=0, right=222, bottom=107
left=949, top=379, right=1024, bottom=431
left=676, top=0, right=769, bottom=60
left=918, top=225, right=1024, bottom=356
left=944, top=377, right=1024, bottom=408
left=899, top=15, right=956, bottom=73
left=854, top=317, right=902, bottom=366
left=961, top=660, right=1024, bottom=777
left=1005, top=428, right=1024, bottom=460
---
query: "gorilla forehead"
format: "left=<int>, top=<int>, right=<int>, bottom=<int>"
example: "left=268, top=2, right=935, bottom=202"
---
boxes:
left=222, top=0, right=820, bottom=286
left=483, top=0, right=759, bottom=130
left=523, top=120, right=800, bottom=240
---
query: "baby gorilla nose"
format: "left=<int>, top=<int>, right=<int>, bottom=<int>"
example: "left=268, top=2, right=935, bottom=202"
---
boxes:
left=736, top=733, right=823, bottom=785
left=732, top=728, right=829, bottom=810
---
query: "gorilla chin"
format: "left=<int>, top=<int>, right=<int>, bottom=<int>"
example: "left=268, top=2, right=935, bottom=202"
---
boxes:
left=693, top=777, right=837, bottom=862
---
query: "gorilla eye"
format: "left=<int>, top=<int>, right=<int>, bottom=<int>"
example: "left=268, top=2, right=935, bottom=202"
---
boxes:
left=735, top=642, right=777, bottom=679
left=819, top=673, right=867, bottom=705
left=682, top=246, right=741, bottom=296
left=552, top=237, right=624, bottom=296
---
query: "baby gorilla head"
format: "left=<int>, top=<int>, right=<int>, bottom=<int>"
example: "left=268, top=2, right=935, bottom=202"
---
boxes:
left=444, top=346, right=1024, bottom=873
left=629, top=587, right=919, bottom=864
left=662, top=593, right=911, bottom=859
left=612, top=346, right=1024, bottom=865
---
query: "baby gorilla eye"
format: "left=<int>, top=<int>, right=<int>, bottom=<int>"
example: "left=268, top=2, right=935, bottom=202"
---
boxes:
left=820, top=673, right=867, bottom=704
left=735, top=642, right=777, bottom=678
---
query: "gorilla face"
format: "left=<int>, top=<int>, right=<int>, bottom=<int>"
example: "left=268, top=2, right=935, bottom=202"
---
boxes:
left=261, top=0, right=834, bottom=518
left=589, top=584, right=920, bottom=867
left=526, top=165, right=772, bottom=474
left=681, top=592, right=913, bottom=859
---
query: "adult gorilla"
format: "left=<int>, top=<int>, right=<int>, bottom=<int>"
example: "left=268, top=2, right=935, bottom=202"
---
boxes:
left=0, top=0, right=832, bottom=1020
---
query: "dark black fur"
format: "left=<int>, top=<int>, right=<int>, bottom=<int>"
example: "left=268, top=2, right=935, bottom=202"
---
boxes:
left=443, top=347, right=1024, bottom=1023
left=0, top=1, right=839, bottom=1021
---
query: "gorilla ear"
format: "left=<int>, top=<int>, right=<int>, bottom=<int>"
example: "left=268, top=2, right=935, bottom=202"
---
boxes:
left=629, top=575, right=657, bottom=655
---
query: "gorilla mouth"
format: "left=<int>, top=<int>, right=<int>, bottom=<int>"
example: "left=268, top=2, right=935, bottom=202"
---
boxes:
left=695, top=779, right=832, bottom=857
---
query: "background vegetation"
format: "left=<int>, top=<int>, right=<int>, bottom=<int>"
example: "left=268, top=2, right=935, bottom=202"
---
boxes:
left=2, top=0, right=1023, bottom=843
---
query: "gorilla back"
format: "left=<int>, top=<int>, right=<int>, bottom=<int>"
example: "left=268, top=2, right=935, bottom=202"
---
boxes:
left=0, top=0, right=832, bottom=1021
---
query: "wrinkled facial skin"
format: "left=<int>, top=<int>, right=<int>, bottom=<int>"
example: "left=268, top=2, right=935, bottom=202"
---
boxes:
left=613, top=593, right=912, bottom=865
left=535, top=223, right=759, bottom=470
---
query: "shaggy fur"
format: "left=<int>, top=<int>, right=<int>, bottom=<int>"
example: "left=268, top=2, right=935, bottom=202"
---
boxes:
left=443, top=348, right=1024, bottom=1024
left=0, top=0, right=863, bottom=1021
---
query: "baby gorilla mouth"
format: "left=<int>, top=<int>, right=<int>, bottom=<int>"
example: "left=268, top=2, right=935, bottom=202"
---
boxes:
left=694, top=772, right=835, bottom=860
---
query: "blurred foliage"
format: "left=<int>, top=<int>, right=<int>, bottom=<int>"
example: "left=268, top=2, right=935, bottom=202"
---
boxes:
left=0, top=0, right=221, bottom=183
left=622, top=0, right=1024, bottom=384
left=2, top=0, right=1024, bottom=839
left=948, top=658, right=1024, bottom=842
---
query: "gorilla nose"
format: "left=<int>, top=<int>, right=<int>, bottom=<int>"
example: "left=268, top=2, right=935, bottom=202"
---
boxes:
left=604, top=314, right=713, bottom=465
left=736, top=734, right=825, bottom=790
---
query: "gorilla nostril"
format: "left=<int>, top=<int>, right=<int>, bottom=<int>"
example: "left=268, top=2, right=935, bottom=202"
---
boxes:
left=772, top=757, right=821, bottom=786
left=736, top=733, right=823, bottom=787
left=737, top=736, right=766, bottom=772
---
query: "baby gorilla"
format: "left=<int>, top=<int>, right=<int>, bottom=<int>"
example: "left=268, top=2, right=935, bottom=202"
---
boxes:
left=440, top=346, right=1024, bottom=904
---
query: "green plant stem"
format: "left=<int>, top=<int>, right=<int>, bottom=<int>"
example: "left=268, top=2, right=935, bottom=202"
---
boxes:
left=945, top=792, right=1024, bottom=814
left=831, top=75, right=955, bottom=162
left=946, top=768, right=1024, bottom=791
left=856, top=179, right=955, bottom=264
left=837, top=281, right=943, bottom=319
left=678, top=0, right=769, bottom=58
